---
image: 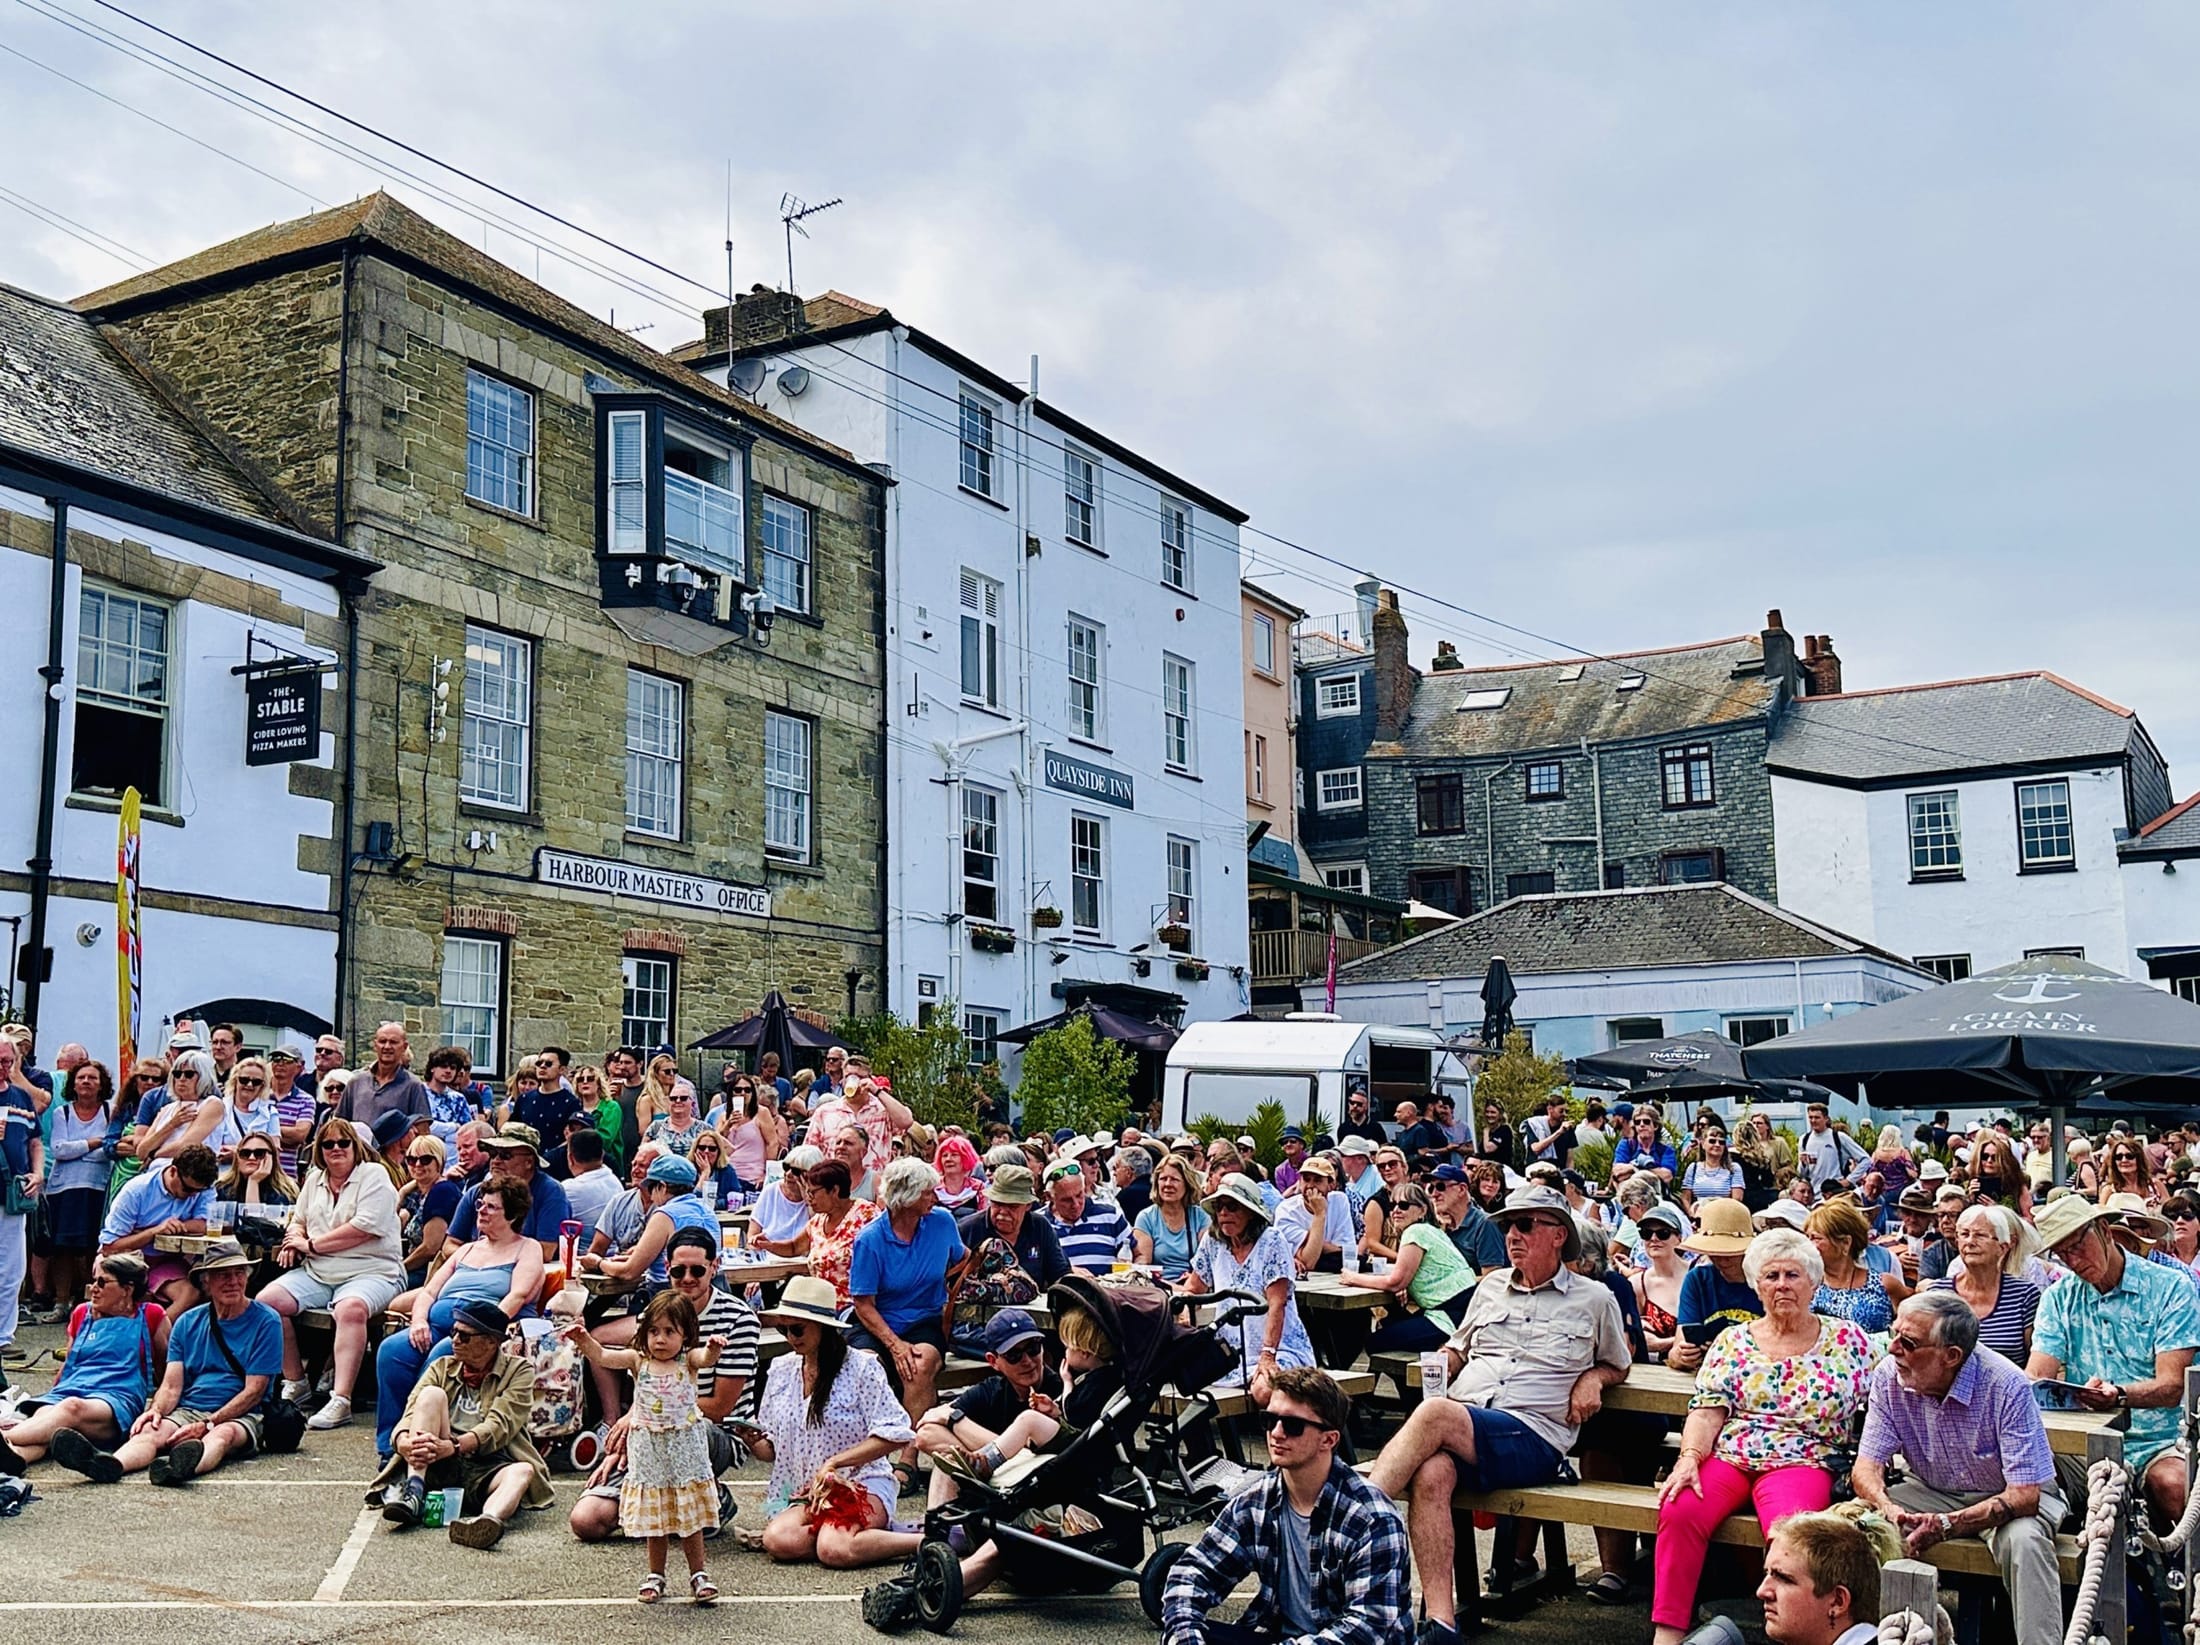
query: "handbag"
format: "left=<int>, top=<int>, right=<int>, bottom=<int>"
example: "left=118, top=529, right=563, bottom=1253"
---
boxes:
left=2, top=1174, right=34, bottom=1217
left=207, top=1309, right=308, bottom=1454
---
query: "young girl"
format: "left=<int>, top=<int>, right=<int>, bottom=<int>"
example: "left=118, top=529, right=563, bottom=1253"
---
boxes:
left=943, top=1299, right=1124, bottom=1482
left=567, top=1291, right=725, bottom=1603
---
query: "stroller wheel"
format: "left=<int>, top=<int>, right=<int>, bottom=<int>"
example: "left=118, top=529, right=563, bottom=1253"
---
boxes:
left=913, top=1538, right=964, bottom=1633
left=1140, top=1542, right=1189, bottom=1629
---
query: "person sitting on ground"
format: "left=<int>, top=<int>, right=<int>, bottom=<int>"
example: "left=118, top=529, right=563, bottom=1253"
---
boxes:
left=1042, top=1159, right=1131, bottom=1274
left=1367, top=1186, right=1631, bottom=1645
left=49, top=1239, right=280, bottom=1487
left=0, top=1252, right=168, bottom=1473
left=1160, top=1367, right=1413, bottom=1645
left=913, top=1308, right=1060, bottom=1513
left=1648, top=1226, right=1873, bottom=1645
left=369, top=1298, right=555, bottom=1549
left=1851, top=1290, right=2062, bottom=1645
left=936, top=1295, right=1123, bottom=1488
left=848, top=1156, right=966, bottom=1497
left=98, top=1142, right=217, bottom=1314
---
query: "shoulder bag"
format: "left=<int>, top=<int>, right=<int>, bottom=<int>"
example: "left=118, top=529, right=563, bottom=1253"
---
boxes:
left=206, top=1309, right=307, bottom=1454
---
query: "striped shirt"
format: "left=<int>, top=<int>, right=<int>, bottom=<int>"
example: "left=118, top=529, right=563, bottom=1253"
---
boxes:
left=1046, top=1198, right=1131, bottom=1273
left=1924, top=1269, right=2041, bottom=1362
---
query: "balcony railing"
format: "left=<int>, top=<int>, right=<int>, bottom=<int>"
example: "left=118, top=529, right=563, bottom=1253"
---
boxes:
left=664, top=469, right=742, bottom=579
left=1251, top=927, right=1380, bottom=983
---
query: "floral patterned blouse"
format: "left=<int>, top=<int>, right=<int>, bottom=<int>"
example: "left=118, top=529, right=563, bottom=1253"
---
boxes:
left=807, top=1198, right=884, bottom=1309
left=1812, top=1269, right=1895, bottom=1334
left=1690, top=1315, right=1873, bottom=1472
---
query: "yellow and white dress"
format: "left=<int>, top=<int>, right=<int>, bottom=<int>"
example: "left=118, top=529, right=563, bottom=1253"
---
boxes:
left=620, top=1358, right=719, bottom=1537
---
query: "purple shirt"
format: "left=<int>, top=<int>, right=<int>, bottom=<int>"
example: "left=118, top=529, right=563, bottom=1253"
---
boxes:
left=1856, top=1345, right=2054, bottom=1496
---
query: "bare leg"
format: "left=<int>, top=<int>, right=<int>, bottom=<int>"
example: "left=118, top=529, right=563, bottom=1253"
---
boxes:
left=2148, top=1452, right=2190, bottom=1526
left=478, top=1461, right=533, bottom=1524
left=190, top=1418, right=251, bottom=1476
left=569, top=1491, right=621, bottom=1541
left=329, top=1296, right=372, bottom=1400
left=959, top=1540, right=1004, bottom=1596
left=762, top=1504, right=821, bottom=1562
left=815, top=1523, right=925, bottom=1568
left=646, top=1532, right=669, bottom=1578
left=679, top=1529, right=707, bottom=1576
left=896, top=1344, right=942, bottom=1467
left=401, top=1384, right=452, bottom=1476
left=1409, top=1452, right=1462, bottom=1628
left=1370, top=1399, right=1478, bottom=1499
left=2, top=1396, right=118, bottom=1463
left=261, top=1281, right=304, bottom=1381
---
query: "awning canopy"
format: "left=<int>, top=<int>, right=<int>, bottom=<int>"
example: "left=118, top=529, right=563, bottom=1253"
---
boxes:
left=1572, top=1030, right=1749, bottom=1087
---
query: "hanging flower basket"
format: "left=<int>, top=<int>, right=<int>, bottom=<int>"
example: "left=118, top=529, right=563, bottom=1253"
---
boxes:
left=1031, top=906, right=1064, bottom=930
left=1157, top=922, right=1192, bottom=952
left=1175, top=958, right=1210, bottom=982
left=970, top=924, right=1017, bottom=955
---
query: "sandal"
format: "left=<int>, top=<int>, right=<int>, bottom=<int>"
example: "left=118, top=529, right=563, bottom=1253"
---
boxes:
left=893, top=1460, right=923, bottom=1499
left=1586, top=1571, right=1631, bottom=1605
left=691, top=1571, right=719, bottom=1605
left=638, top=1573, right=668, bottom=1604
left=734, top=1524, right=768, bottom=1552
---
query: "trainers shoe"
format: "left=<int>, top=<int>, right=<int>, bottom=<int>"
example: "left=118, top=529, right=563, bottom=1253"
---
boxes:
left=25, top=1305, right=65, bottom=1327
left=383, top=1477, right=426, bottom=1527
left=279, top=1378, right=311, bottom=1404
left=306, top=1395, right=353, bottom=1431
left=149, top=1439, right=203, bottom=1487
left=49, top=1428, right=123, bottom=1484
left=447, top=1513, right=505, bottom=1550
left=0, top=1436, right=27, bottom=1476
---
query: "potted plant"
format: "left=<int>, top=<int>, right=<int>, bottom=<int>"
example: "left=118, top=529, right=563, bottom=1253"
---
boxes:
left=1157, top=921, right=1192, bottom=952
left=970, top=924, right=1017, bottom=955
left=1175, top=957, right=1209, bottom=982
left=1032, top=905, right=1064, bottom=930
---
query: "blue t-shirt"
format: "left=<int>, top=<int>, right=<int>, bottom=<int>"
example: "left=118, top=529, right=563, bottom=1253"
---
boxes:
left=448, top=1171, right=572, bottom=1245
left=1676, top=1263, right=1763, bottom=1344
left=849, top=1206, right=967, bottom=1332
left=170, top=1299, right=285, bottom=1412
left=1, top=1084, right=35, bottom=1178
left=100, top=1166, right=215, bottom=1244
left=1615, top=1138, right=1678, bottom=1176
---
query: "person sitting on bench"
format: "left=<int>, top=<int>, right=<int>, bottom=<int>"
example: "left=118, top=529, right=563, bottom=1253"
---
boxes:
left=1366, top=1186, right=1630, bottom=1645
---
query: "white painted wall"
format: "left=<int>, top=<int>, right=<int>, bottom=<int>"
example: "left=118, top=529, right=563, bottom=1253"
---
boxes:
left=1774, top=766, right=2133, bottom=974
left=2120, top=855, right=2200, bottom=986
left=0, top=489, right=340, bottom=1036
left=710, top=329, right=1251, bottom=1046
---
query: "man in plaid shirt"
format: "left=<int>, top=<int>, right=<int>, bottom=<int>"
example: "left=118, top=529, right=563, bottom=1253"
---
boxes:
left=1162, top=1368, right=1412, bottom=1645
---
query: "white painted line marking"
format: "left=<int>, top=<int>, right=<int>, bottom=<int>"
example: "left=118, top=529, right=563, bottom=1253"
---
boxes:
left=312, top=1505, right=381, bottom=1603
left=0, top=1593, right=1161, bottom=1613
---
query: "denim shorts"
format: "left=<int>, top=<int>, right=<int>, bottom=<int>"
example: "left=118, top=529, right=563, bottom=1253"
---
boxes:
left=1463, top=1406, right=1569, bottom=1492
left=264, top=1268, right=404, bottom=1316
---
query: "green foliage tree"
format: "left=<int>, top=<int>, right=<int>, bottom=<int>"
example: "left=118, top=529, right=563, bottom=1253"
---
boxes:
left=1472, top=1030, right=1574, bottom=1131
left=1188, top=1100, right=1291, bottom=1169
left=1014, top=1016, right=1133, bottom=1140
left=833, top=1006, right=982, bottom=1133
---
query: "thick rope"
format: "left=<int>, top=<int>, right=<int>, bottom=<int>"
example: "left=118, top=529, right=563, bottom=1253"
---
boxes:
left=1877, top=1605, right=1943, bottom=1645
left=2138, top=1419, right=2200, bottom=1557
left=2064, top=1457, right=2131, bottom=1645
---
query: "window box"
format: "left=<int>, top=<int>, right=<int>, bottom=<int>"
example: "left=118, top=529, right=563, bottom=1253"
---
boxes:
left=969, top=923, right=1018, bottom=955
left=1031, top=905, right=1064, bottom=930
left=1174, top=957, right=1210, bottom=982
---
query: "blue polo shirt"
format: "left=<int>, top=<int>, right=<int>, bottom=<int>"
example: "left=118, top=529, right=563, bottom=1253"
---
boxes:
left=849, top=1206, right=967, bottom=1332
left=101, top=1166, right=215, bottom=1244
left=170, top=1299, right=284, bottom=1412
left=1677, top=1263, right=1763, bottom=1343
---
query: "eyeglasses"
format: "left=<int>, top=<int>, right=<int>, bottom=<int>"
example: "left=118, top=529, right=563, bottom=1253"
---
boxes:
left=237, top=1149, right=275, bottom=1161
left=1265, top=1412, right=1335, bottom=1440
left=88, top=1272, right=118, bottom=1288
left=995, top=1340, right=1043, bottom=1365
left=1887, top=1333, right=1936, bottom=1357
left=234, top=1077, right=265, bottom=1090
left=668, top=1264, right=712, bottom=1280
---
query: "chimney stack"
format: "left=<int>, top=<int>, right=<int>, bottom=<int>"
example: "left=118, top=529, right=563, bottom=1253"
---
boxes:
left=1372, top=588, right=1414, bottom=741
left=1761, top=608, right=1800, bottom=694
left=1430, top=641, right=1463, bottom=672
left=699, top=284, right=809, bottom=356
left=1803, top=634, right=1843, bottom=696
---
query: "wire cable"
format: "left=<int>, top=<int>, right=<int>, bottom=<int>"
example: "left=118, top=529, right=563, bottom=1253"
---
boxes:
left=0, top=181, right=148, bottom=266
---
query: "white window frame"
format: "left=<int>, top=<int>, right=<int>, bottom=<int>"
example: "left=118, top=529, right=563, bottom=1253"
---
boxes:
left=1321, top=863, right=1368, bottom=897
left=763, top=710, right=813, bottom=861
left=1064, top=447, right=1097, bottom=546
left=958, top=389, right=998, bottom=498
left=73, top=583, right=172, bottom=806
left=1914, top=953, right=1973, bottom=984
left=1167, top=836, right=1198, bottom=948
left=1316, top=766, right=1364, bottom=811
left=962, top=784, right=1001, bottom=921
left=460, top=624, right=531, bottom=812
left=625, top=670, right=684, bottom=839
left=606, top=407, right=648, bottom=554
left=2175, top=977, right=2200, bottom=1006
left=1724, top=1015, right=1792, bottom=1047
left=963, top=1008, right=1003, bottom=1070
left=1160, top=498, right=1192, bottom=591
left=1162, top=654, right=1196, bottom=773
left=621, top=954, right=675, bottom=1052
left=1315, top=673, right=1361, bottom=717
left=440, top=934, right=504, bottom=1076
left=1251, top=732, right=1268, bottom=801
left=960, top=569, right=1001, bottom=707
left=465, top=369, right=534, bottom=516
left=760, top=493, right=813, bottom=615
left=1252, top=612, right=1277, bottom=676
left=1906, top=790, right=1964, bottom=877
left=1071, top=812, right=1108, bottom=936
left=1066, top=615, right=1105, bottom=742
left=2016, top=779, right=2076, bottom=869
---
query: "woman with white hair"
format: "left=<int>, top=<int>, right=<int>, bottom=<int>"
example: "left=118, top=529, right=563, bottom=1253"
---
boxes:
left=847, top=1155, right=966, bottom=1497
left=749, top=1145, right=823, bottom=1254
left=131, top=1050, right=225, bottom=1161
left=1922, top=1203, right=2041, bottom=1361
left=1647, top=1227, right=1873, bottom=1645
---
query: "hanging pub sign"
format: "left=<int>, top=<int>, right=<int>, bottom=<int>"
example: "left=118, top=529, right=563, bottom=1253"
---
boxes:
left=245, top=668, right=322, bottom=766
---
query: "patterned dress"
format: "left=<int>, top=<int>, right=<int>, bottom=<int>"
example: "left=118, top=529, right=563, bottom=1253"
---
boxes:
left=620, top=1357, right=720, bottom=1537
left=807, top=1200, right=883, bottom=1309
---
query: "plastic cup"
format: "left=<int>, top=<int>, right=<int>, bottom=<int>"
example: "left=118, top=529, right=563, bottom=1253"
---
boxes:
left=1419, top=1351, right=1450, bottom=1405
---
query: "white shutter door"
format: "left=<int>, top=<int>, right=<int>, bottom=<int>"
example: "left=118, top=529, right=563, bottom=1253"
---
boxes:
left=609, top=410, right=647, bottom=553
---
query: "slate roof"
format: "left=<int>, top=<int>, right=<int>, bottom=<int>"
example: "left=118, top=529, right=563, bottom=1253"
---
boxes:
left=1391, top=636, right=1775, bottom=758
left=0, top=282, right=287, bottom=523
left=2123, top=794, right=2200, bottom=860
left=74, top=193, right=859, bottom=469
left=1767, top=673, right=2138, bottom=784
left=1335, top=883, right=1900, bottom=984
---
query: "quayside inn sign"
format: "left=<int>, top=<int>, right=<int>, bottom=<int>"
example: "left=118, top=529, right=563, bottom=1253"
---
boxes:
left=535, top=850, right=771, bottom=920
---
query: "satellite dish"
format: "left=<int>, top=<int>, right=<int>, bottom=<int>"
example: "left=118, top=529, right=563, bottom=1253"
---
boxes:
left=777, top=365, right=811, bottom=397
left=728, top=358, right=768, bottom=398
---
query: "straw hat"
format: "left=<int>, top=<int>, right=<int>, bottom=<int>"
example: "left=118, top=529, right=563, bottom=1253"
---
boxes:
left=1683, top=1197, right=1755, bottom=1255
left=760, top=1275, right=851, bottom=1331
left=2033, top=1192, right=2120, bottom=1253
left=2104, top=1190, right=2171, bottom=1245
left=1202, top=1172, right=1273, bottom=1226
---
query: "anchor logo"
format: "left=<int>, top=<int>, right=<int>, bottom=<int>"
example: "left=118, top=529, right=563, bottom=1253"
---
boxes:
left=1993, top=976, right=2080, bottom=1006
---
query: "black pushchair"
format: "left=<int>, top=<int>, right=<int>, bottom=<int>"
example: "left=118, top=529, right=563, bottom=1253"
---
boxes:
left=882, top=1273, right=1270, bottom=1633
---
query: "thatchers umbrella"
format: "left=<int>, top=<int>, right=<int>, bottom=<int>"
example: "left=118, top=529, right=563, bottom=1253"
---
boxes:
left=1573, top=1030, right=1749, bottom=1086
left=689, top=988, right=853, bottom=1062
left=1478, top=956, right=1517, bottom=1051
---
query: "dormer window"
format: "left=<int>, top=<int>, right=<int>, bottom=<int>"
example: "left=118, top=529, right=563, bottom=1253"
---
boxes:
left=597, top=395, right=753, bottom=630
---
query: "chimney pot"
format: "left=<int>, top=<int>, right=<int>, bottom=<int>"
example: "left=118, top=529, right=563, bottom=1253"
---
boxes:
left=1766, top=609, right=1784, bottom=632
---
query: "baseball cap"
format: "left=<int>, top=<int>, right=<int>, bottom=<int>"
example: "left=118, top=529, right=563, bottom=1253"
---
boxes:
left=1052, top=1128, right=1076, bottom=1144
left=1429, top=1163, right=1472, bottom=1187
left=981, top=1309, right=1044, bottom=1356
left=1753, top=1200, right=1810, bottom=1232
left=1339, top=1136, right=1378, bottom=1158
left=270, top=1042, right=305, bottom=1065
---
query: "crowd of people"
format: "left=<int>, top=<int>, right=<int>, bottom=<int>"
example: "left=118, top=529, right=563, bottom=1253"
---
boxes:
left=3, top=1014, right=2199, bottom=1644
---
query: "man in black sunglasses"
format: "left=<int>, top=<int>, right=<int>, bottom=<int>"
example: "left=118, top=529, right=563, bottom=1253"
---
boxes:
left=912, top=1308, right=1060, bottom=1512
left=1161, top=1366, right=1412, bottom=1645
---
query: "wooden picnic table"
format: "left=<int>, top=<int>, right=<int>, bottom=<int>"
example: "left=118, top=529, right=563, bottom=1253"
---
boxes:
left=150, top=1233, right=222, bottom=1255
left=715, top=1252, right=810, bottom=1287
left=1294, top=1273, right=1386, bottom=1313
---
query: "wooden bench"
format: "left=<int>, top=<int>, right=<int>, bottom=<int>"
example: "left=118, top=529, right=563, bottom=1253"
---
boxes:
left=1154, top=1367, right=1379, bottom=1422
left=753, top=1328, right=990, bottom=1391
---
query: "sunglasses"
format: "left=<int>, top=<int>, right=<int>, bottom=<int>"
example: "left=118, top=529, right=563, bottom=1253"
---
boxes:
left=407, top=1151, right=440, bottom=1163
left=449, top=1327, right=490, bottom=1346
left=1265, top=1412, right=1334, bottom=1440
left=237, top=1149, right=275, bottom=1161
left=234, top=1077, right=266, bottom=1090
left=695, top=1146, right=721, bottom=1157
left=668, top=1263, right=712, bottom=1280
left=89, top=1272, right=119, bottom=1287
left=321, top=1137, right=355, bottom=1152
left=994, top=1340, right=1043, bottom=1365
left=1641, top=1226, right=1679, bottom=1240
left=172, top=1070, right=200, bottom=1082
left=1887, top=1333, right=1937, bottom=1357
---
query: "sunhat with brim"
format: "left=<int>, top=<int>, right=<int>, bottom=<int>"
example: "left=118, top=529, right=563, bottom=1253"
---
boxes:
left=1918, top=1158, right=1951, bottom=1182
left=761, top=1275, right=853, bottom=1331
left=2033, top=1193, right=2122, bottom=1254
left=189, top=1237, right=254, bottom=1276
left=1338, top=1136, right=1378, bottom=1158
left=1752, top=1200, right=1809, bottom=1233
left=1058, top=1134, right=1096, bottom=1160
left=987, top=1164, right=1038, bottom=1206
left=1202, top=1172, right=1273, bottom=1226
left=1491, top=1185, right=1581, bottom=1262
left=1895, top=1187, right=1939, bottom=1216
left=2105, top=1191, right=2172, bottom=1244
left=487, top=1122, right=543, bottom=1159
left=1684, top=1197, right=1756, bottom=1255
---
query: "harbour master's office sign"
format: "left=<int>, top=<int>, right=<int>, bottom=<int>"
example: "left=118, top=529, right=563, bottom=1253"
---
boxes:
left=536, top=850, right=771, bottom=920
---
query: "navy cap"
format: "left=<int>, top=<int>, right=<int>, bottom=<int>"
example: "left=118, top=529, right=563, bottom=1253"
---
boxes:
left=1611, top=1101, right=1635, bottom=1120
left=1281, top=1126, right=1305, bottom=1141
left=452, top=1299, right=509, bottom=1337
left=1429, top=1162, right=1472, bottom=1186
left=981, top=1309, right=1045, bottom=1356
left=1052, top=1127, right=1076, bottom=1144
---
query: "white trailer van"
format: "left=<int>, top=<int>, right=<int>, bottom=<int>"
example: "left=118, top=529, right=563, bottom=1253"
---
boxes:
left=1160, top=1014, right=1473, bottom=1138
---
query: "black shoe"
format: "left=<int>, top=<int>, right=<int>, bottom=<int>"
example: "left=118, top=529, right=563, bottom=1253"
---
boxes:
left=861, top=1574, right=920, bottom=1633
left=149, top=1438, right=203, bottom=1487
left=0, top=1436, right=25, bottom=1476
left=383, top=1477, right=426, bottom=1526
left=49, top=1428, right=123, bottom=1484
left=1416, top=1622, right=1461, bottom=1645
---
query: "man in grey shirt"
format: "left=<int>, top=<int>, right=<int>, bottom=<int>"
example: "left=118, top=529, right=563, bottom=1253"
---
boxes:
left=337, top=1022, right=431, bottom=1133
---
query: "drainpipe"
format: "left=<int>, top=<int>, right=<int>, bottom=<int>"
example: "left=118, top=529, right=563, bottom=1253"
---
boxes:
left=1016, top=357, right=1037, bottom=1026
left=22, top=498, right=69, bottom=1032
left=1584, top=738, right=1606, bottom=882
left=330, top=244, right=360, bottom=1036
left=887, top=327, right=907, bottom=1018
left=1481, top=761, right=1514, bottom=908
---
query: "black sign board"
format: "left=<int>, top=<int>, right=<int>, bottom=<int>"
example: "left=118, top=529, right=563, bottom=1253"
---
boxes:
left=246, top=668, right=321, bottom=766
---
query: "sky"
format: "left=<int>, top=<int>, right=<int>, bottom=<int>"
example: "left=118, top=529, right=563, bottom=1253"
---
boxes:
left=5, top=1, right=2199, bottom=780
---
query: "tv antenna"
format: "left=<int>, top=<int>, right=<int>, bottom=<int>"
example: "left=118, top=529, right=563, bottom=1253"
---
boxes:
left=779, top=193, right=841, bottom=295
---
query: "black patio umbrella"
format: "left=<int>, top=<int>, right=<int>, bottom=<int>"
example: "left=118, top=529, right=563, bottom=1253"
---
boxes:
left=1477, top=956, right=1517, bottom=1051
left=1572, top=1030, right=1750, bottom=1087
left=689, top=988, right=853, bottom=1060
left=997, top=1001, right=1180, bottom=1055
left=1625, top=1066, right=1767, bottom=1107
left=1744, top=955, right=2200, bottom=1177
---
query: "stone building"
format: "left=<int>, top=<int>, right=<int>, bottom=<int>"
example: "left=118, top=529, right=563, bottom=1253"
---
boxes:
left=73, top=195, right=889, bottom=1071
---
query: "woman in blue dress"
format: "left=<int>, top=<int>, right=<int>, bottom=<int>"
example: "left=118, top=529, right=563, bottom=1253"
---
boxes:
left=0, top=1251, right=167, bottom=1471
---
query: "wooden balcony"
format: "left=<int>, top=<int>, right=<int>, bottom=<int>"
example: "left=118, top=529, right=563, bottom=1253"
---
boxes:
left=1250, top=927, right=1380, bottom=984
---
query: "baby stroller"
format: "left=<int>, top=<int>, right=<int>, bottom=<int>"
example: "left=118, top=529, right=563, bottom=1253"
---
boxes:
left=879, top=1273, right=1270, bottom=1633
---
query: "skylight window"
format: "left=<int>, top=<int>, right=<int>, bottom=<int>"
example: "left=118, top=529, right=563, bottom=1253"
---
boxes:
left=1457, top=688, right=1511, bottom=712
left=1616, top=675, right=1646, bottom=693
left=1559, top=664, right=1586, bottom=682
